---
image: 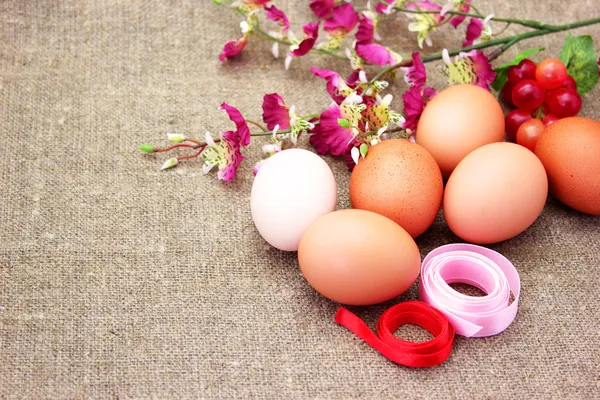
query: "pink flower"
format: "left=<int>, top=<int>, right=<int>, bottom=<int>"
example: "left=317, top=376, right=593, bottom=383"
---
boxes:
left=310, top=0, right=335, bottom=19
left=289, top=21, right=320, bottom=57
left=376, top=0, right=395, bottom=15
left=354, top=14, right=395, bottom=65
left=265, top=5, right=290, bottom=34
left=220, top=102, right=251, bottom=146
left=463, top=18, right=483, bottom=47
left=442, top=49, right=495, bottom=90
left=406, top=1, right=444, bottom=48
left=311, top=67, right=355, bottom=104
left=355, top=43, right=395, bottom=65
left=323, top=4, right=358, bottom=34
left=449, top=0, right=470, bottom=28
left=402, top=52, right=427, bottom=89
left=309, top=103, right=355, bottom=156
left=262, top=93, right=290, bottom=130
left=355, top=12, right=375, bottom=43
left=403, top=86, right=438, bottom=131
left=201, top=130, right=244, bottom=182
left=219, top=35, right=248, bottom=61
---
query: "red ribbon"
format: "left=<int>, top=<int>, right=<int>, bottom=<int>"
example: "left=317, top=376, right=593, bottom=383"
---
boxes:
left=335, top=301, right=455, bottom=368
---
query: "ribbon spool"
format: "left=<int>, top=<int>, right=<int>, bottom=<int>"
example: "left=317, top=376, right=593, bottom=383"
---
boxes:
left=335, top=301, right=455, bottom=368
left=419, top=243, right=521, bottom=338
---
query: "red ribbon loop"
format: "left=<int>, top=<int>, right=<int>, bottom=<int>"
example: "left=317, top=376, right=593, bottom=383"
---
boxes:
left=335, top=301, right=455, bottom=368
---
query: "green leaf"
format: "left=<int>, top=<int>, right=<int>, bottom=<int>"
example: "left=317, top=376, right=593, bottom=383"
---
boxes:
left=138, top=144, right=155, bottom=153
left=491, top=47, right=545, bottom=92
left=359, top=143, right=368, bottom=159
left=559, top=33, right=599, bottom=95
left=337, top=118, right=351, bottom=128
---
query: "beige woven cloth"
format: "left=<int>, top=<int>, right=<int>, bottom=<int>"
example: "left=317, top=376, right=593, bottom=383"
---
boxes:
left=1, top=0, right=599, bottom=398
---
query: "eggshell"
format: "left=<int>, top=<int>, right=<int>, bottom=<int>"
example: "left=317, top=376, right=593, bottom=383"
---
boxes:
left=251, top=149, right=337, bottom=251
left=535, top=116, right=600, bottom=215
left=444, top=142, right=548, bottom=244
left=298, top=209, right=421, bottom=306
left=349, top=139, right=443, bottom=238
left=417, top=84, right=505, bottom=179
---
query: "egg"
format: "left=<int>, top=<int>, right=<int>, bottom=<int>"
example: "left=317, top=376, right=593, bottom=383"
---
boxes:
left=251, top=149, right=337, bottom=251
left=535, top=116, right=600, bottom=215
left=417, top=84, right=505, bottom=179
left=349, top=139, right=443, bottom=238
left=444, top=142, right=548, bottom=244
left=298, top=209, right=421, bottom=305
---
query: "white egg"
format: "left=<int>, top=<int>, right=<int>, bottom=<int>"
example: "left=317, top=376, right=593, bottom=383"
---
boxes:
left=251, top=149, right=337, bottom=251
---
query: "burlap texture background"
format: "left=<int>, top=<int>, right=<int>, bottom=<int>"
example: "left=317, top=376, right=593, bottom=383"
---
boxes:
left=1, top=0, right=599, bottom=398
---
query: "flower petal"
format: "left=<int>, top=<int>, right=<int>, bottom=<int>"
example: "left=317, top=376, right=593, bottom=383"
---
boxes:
left=262, top=93, right=291, bottom=130
left=450, top=1, right=470, bottom=28
left=355, top=13, right=375, bottom=43
left=220, top=102, right=251, bottom=146
left=355, top=42, right=394, bottom=65
left=309, top=103, right=354, bottom=156
left=309, top=0, right=335, bottom=19
left=219, top=35, right=248, bottom=61
left=324, top=3, right=358, bottom=34
left=265, top=5, right=290, bottom=34
left=403, top=52, right=427, bottom=89
left=289, top=22, right=320, bottom=57
left=463, top=18, right=483, bottom=47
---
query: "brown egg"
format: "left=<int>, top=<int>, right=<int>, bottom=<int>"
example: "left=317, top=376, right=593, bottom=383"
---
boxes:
left=444, top=142, right=548, bottom=244
left=535, top=116, right=600, bottom=215
left=349, top=139, right=443, bottom=238
left=298, top=209, right=421, bottom=306
left=417, top=84, right=505, bottom=179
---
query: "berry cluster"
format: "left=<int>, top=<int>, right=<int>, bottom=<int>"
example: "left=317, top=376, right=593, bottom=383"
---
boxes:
left=503, top=58, right=581, bottom=151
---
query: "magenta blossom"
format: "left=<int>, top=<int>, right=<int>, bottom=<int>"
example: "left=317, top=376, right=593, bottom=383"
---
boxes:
left=201, top=130, right=244, bottom=182
left=220, top=102, right=250, bottom=146
left=355, top=12, right=375, bottom=43
left=310, top=0, right=335, bottom=19
left=262, top=93, right=291, bottom=130
left=311, top=67, right=354, bottom=104
left=310, top=103, right=355, bottom=156
left=219, top=35, right=248, bottom=61
left=324, top=3, right=359, bottom=34
left=265, top=5, right=290, bottom=34
left=354, top=14, right=395, bottom=65
left=375, top=0, right=395, bottom=15
left=463, top=18, right=483, bottom=47
left=402, top=52, right=427, bottom=89
left=449, top=0, right=471, bottom=28
left=442, top=49, right=496, bottom=90
left=289, top=21, right=320, bottom=57
left=403, top=86, right=438, bottom=131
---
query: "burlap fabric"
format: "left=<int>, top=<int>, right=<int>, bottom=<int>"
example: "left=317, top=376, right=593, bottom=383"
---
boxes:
left=1, top=0, right=599, bottom=398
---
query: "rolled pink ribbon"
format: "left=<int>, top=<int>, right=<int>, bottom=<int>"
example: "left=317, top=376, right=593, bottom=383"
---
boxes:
left=419, top=244, right=520, bottom=338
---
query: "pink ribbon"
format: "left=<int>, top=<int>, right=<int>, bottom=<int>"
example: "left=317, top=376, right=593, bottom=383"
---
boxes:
left=419, top=244, right=520, bottom=338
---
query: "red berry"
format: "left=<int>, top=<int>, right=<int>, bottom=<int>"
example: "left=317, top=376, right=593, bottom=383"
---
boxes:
left=501, top=82, right=515, bottom=107
left=512, top=80, right=546, bottom=112
left=507, top=59, right=537, bottom=84
left=517, top=119, right=545, bottom=152
left=561, top=76, right=577, bottom=91
left=505, top=109, right=533, bottom=142
left=541, top=114, right=559, bottom=126
left=546, top=88, right=582, bottom=118
left=535, top=58, right=569, bottom=90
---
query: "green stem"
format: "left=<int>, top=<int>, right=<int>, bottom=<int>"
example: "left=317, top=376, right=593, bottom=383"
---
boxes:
left=396, top=7, right=600, bottom=31
left=369, top=16, right=600, bottom=84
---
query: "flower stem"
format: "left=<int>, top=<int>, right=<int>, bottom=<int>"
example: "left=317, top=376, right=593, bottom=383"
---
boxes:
left=396, top=7, right=598, bottom=31
left=369, top=16, right=600, bottom=84
left=246, top=119, right=268, bottom=132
